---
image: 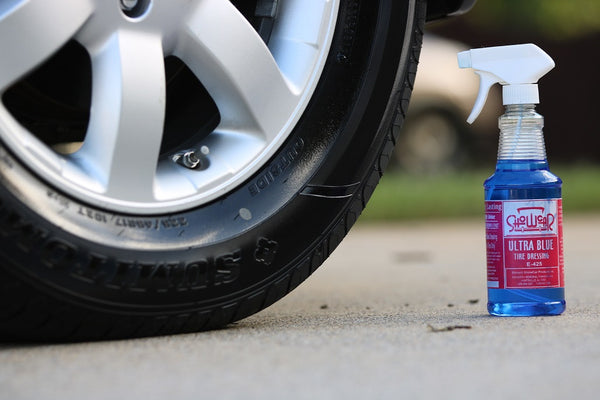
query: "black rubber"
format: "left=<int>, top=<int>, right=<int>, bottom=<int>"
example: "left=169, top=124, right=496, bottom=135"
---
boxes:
left=0, top=0, right=426, bottom=341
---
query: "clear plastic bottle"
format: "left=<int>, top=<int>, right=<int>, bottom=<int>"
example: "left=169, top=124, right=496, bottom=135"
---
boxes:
left=484, top=104, right=565, bottom=316
left=458, top=43, right=564, bottom=317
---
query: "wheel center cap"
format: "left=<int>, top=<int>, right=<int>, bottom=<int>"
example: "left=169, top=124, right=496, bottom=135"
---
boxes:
left=76, top=0, right=195, bottom=53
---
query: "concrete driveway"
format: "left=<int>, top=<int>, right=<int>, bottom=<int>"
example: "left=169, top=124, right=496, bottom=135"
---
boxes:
left=1, top=215, right=599, bottom=399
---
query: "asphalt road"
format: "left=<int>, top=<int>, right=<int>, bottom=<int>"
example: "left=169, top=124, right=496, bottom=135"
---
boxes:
left=1, top=215, right=599, bottom=399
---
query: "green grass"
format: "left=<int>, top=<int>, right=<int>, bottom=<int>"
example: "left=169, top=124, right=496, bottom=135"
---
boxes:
left=360, top=165, right=600, bottom=222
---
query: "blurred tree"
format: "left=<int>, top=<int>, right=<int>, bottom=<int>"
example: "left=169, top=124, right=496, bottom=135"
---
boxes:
left=463, top=0, right=600, bottom=40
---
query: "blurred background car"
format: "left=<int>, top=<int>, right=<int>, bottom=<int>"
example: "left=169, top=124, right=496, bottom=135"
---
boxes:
left=394, top=33, right=501, bottom=173
left=395, top=0, right=600, bottom=173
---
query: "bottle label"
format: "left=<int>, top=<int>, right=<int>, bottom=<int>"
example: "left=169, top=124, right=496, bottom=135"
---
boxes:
left=486, top=199, right=564, bottom=289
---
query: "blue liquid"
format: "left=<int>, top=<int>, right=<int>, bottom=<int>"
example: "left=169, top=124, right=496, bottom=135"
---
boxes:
left=484, top=159, right=565, bottom=316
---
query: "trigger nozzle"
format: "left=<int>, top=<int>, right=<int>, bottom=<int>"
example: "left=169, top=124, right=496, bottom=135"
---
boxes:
left=466, top=72, right=498, bottom=124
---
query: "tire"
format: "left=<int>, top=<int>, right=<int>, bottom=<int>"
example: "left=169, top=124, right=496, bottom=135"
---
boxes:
left=0, top=0, right=425, bottom=341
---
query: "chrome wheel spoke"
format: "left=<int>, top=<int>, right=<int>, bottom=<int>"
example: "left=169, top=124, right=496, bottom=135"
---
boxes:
left=176, top=0, right=298, bottom=141
left=76, top=31, right=166, bottom=202
left=0, top=0, right=94, bottom=91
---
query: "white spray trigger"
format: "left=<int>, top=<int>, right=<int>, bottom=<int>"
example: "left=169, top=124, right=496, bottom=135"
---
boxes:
left=467, top=71, right=500, bottom=124
left=457, top=44, right=555, bottom=124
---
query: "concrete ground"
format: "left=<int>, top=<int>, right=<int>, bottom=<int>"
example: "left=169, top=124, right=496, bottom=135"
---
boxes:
left=1, top=215, right=599, bottom=400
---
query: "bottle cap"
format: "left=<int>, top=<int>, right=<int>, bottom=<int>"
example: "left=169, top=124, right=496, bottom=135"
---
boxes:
left=502, top=84, right=539, bottom=105
left=457, top=44, right=554, bottom=123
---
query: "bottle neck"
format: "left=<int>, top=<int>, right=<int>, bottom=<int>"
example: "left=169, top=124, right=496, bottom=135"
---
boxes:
left=497, top=104, right=547, bottom=162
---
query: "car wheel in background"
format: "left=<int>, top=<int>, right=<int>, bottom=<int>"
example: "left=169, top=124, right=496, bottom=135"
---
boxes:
left=395, top=107, right=467, bottom=173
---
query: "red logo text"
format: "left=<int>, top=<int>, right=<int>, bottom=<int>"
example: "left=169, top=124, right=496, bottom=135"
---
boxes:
left=506, top=207, right=555, bottom=233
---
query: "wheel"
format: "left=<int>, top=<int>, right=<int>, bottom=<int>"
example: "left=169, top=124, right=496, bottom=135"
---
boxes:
left=0, top=0, right=425, bottom=341
left=395, top=107, right=467, bottom=173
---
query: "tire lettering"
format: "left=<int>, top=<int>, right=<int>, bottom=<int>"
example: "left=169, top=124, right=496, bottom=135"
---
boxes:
left=254, top=237, right=279, bottom=266
left=47, top=190, right=70, bottom=209
left=70, top=251, right=242, bottom=292
left=71, top=253, right=110, bottom=284
left=160, top=217, right=188, bottom=229
left=0, top=211, right=49, bottom=252
left=113, top=217, right=188, bottom=230
left=249, top=138, right=304, bottom=196
left=78, top=206, right=108, bottom=223
left=214, top=251, right=242, bottom=286
left=41, top=240, right=77, bottom=271
left=106, top=262, right=142, bottom=290
left=0, top=207, right=238, bottom=293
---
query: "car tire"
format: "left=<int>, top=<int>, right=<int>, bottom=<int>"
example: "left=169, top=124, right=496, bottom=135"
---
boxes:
left=0, top=0, right=425, bottom=341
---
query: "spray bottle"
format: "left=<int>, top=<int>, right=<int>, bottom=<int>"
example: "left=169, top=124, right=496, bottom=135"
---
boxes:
left=458, top=44, right=565, bottom=316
